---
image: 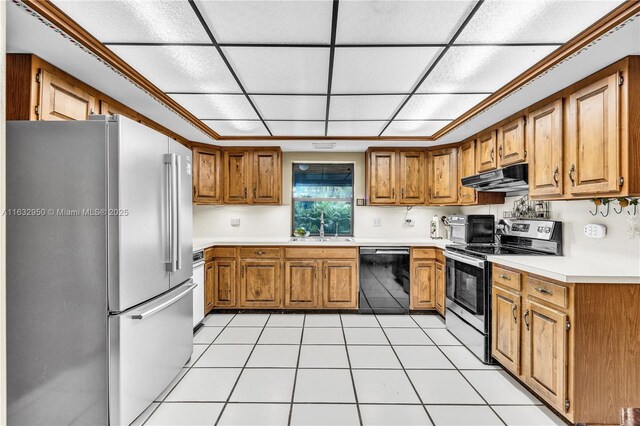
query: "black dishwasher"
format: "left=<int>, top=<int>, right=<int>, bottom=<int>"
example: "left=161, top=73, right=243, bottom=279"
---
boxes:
left=359, top=247, right=410, bottom=314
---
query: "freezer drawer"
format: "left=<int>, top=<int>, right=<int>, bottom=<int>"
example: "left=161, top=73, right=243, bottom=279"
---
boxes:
left=109, top=282, right=195, bottom=425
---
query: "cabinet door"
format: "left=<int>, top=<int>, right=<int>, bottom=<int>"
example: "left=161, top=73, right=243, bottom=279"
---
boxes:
left=223, top=150, right=250, bottom=204
left=213, top=259, right=236, bottom=307
left=477, top=130, right=497, bottom=172
left=566, top=73, right=620, bottom=195
left=284, top=260, right=319, bottom=308
left=411, top=260, right=435, bottom=309
left=240, top=260, right=281, bottom=308
left=528, top=100, right=564, bottom=197
left=368, top=151, right=397, bottom=205
left=435, top=262, right=445, bottom=316
left=458, top=140, right=477, bottom=204
left=398, top=151, right=426, bottom=205
left=39, top=69, right=96, bottom=121
left=193, top=147, right=222, bottom=204
left=492, top=286, right=521, bottom=375
left=498, top=117, right=526, bottom=166
left=428, top=148, right=458, bottom=204
left=204, top=262, right=214, bottom=314
left=322, top=260, right=358, bottom=309
left=252, top=150, right=281, bottom=204
left=523, top=299, right=568, bottom=412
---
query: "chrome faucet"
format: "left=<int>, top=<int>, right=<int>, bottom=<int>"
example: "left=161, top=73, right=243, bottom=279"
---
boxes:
left=319, top=210, right=325, bottom=237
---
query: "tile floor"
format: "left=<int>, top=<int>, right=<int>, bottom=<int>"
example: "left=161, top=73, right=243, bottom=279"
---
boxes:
left=132, top=313, right=566, bottom=426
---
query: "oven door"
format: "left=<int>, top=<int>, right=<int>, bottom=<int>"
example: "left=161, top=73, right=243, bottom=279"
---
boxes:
left=445, top=252, right=487, bottom=332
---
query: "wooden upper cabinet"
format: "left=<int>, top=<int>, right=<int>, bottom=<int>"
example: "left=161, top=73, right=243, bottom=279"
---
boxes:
left=368, top=151, right=397, bottom=204
left=477, top=130, right=498, bottom=172
left=223, top=150, right=251, bottom=204
left=193, top=147, right=222, bottom=204
left=322, top=260, right=358, bottom=309
left=458, top=140, right=477, bottom=204
left=566, top=73, right=621, bottom=196
left=39, top=70, right=96, bottom=121
left=528, top=100, right=564, bottom=198
left=252, top=150, right=281, bottom=204
left=240, top=259, right=281, bottom=308
left=411, top=260, right=435, bottom=309
left=428, top=148, right=458, bottom=204
left=399, top=151, right=426, bottom=204
left=498, top=117, right=526, bottom=166
left=213, top=259, right=236, bottom=308
left=492, top=286, right=521, bottom=375
left=284, top=260, right=319, bottom=308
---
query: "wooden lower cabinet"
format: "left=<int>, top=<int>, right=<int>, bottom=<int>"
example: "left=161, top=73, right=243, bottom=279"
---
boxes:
left=434, top=261, right=445, bottom=316
left=323, top=260, right=358, bottom=309
left=491, top=286, right=521, bottom=375
left=213, top=259, right=236, bottom=308
left=410, top=260, right=435, bottom=309
left=284, top=260, right=319, bottom=308
left=240, top=259, right=281, bottom=308
left=204, top=261, right=215, bottom=314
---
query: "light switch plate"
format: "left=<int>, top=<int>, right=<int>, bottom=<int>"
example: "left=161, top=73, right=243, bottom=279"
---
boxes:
left=584, top=223, right=606, bottom=238
left=231, top=218, right=241, bottom=227
left=373, top=218, right=382, bottom=227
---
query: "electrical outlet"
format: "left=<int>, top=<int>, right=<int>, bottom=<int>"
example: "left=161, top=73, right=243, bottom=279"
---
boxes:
left=231, top=218, right=241, bottom=227
left=404, top=218, right=415, bottom=227
left=373, top=218, right=382, bottom=227
left=584, top=223, right=606, bottom=238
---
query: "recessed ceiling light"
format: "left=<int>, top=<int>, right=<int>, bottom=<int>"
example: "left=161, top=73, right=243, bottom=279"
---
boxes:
left=313, top=143, right=336, bottom=150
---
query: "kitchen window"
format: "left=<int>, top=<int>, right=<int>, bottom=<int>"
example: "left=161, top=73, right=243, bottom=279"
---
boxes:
left=292, top=163, right=354, bottom=236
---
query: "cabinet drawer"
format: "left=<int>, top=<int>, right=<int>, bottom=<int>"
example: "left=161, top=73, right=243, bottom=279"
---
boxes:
left=493, top=266, right=522, bottom=291
left=284, top=247, right=357, bottom=259
left=204, top=248, right=215, bottom=262
left=526, top=276, right=568, bottom=309
left=209, top=247, right=236, bottom=259
left=239, top=247, right=281, bottom=259
left=412, top=248, right=437, bottom=259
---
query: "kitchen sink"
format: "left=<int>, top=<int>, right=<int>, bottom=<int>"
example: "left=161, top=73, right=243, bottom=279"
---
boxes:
left=290, top=236, right=356, bottom=242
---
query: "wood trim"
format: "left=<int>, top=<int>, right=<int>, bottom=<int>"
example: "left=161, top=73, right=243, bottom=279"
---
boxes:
left=218, top=135, right=435, bottom=141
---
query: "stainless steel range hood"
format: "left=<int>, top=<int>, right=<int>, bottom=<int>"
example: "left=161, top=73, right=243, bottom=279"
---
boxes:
left=462, top=163, right=528, bottom=194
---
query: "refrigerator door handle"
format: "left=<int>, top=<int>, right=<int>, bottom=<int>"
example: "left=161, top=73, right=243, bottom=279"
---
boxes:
left=131, top=282, right=195, bottom=320
left=164, top=153, right=178, bottom=272
left=175, top=154, right=182, bottom=271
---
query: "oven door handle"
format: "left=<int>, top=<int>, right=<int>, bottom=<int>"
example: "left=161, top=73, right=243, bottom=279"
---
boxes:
left=444, top=251, right=486, bottom=269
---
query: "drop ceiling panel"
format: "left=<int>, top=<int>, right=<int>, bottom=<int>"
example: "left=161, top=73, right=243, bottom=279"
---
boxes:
left=51, top=0, right=210, bottom=43
left=109, top=45, right=240, bottom=93
left=268, top=121, right=326, bottom=137
left=456, top=0, right=625, bottom=44
left=203, top=120, right=268, bottom=136
left=417, top=45, right=558, bottom=92
left=195, top=0, right=333, bottom=44
left=336, top=0, right=476, bottom=44
left=383, top=120, right=451, bottom=137
left=252, top=96, right=327, bottom=120
left=223, top=47, right=330, bottom=94
left=169, top=94, right=258, bottom=120
left=329, top=95, right=405, bottom=120
left=332, top=47, right=443, bottom=94
left=397, top=94, right=490, bottom=120
left=327, top=121, right=387, bottom=137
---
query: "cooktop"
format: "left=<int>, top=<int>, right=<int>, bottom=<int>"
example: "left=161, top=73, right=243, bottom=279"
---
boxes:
left=445, top=243, right=552, bottom=259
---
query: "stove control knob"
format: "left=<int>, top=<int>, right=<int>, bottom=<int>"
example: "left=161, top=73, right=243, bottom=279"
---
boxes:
left=537, top=226, right=544, bottom=233
left=544, top=227, right=551, bottom=233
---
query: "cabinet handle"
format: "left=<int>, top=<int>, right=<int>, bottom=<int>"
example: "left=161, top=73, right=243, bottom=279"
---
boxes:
left=255, top=251, right=265, bottom=255
left=499, top=274, right=511, bottom=281
left=512, top=304, right=518, bottom=323
left=324, top=266, right=328, bottom=279
left=490, top=148, right=494, bottom=162
left=498, top=145, right=503, bottom=159
left=568, top=164, right=576, bottom=187
left=244, top=187, right=247, bottom=198
left=535, top=287, right=553, bottom=295
left=241, top=265, right=245, bottom=278
left=553, top=167, right=559, bottom=186
left=253, top=188, right=257, bottom=199
left=524, top=309, right=530, bottom=331
left=401, top=187, right=405, bottom=198
left=392, top=188, right=395, bottom=199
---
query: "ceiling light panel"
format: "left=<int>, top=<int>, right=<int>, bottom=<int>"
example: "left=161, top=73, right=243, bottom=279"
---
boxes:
left=456, top=0, right=625, bottom=44
left=51, top=0, right=209, bottom=43
left=327, top=121, right=387, bottom=137
left=109, top=46, right=240, bottom=93
left=383, top=120, right=451, bottom=137
left=332, top=47, right=442, bottom=94
left=222, top=47, right=329, bottom=94
left=267, top=121, right=326, bottom=137
left=418, top=45, right=557, bottom=92
left=252, top=96, right=327, bottom=120
left=329, top=95, right=405, bottom=120
left=203, top=120, right=268, bottom=137
left=169, top=94, right=258, bottom=120
left=336, top=0, right=476, bottom=44
left=195, top=0, right=333, bottom=44
left=397, top=94, right=490, bottom=120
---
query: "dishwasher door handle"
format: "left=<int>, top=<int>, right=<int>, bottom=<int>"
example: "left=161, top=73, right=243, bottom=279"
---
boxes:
left=374, top=250, right=410, bottom=255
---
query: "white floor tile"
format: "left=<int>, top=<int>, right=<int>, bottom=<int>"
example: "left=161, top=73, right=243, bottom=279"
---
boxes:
left=298, top=345, right=349, bottom=368
left=185, top=345, right=208, bottom=367
left=384, top=327, right=434, bottom=345
left=352, top=370, right=420, bottom=403
left=304, top=314, right=341, bottom=327
left=266, top=314, right=305, bottom=327
left=130, top=402, right=159, bottom=426
left=194, top=345, right=253, bottom=368
left=258, top=327, right=302, bottom=344
left=145, top=403, right=224, bottom=426
left=344, top=327, right=388, bottom=345
left=294, top=369, right=356, bottom=403
left=360, top=404, right=432, bottom=426
left=247, top=345, right=299, bottom=368
left=341, top=314, right=380, bottom=328
left=394, top=346, right=454, bottom=369
left=155, top=369, right=187, bottom=402
left=408, top=370, right=484, bottom=404
left=204, top=313, right=235, bottom=327
left=218, top=403, right=290, bottom=426
left=291, top=404, right=359, bottom=425
left=412, top=315, right=446, bottom=328
left=440, top=346, right=501, bottom=370
left=462, top=370, right=541, bottom=405
left=193, top=327, right=224, bottom=344
left=228, top=314, right=270, bottom=327
left=424, top=329, right=462, bottom=345
left=302, top=327, right=345, bottom=344
left=165, top=368, right=241, bottom=402
left=492, top=405, right=566, bottom=425
left=230, top=369, right=296, bottom=402
left=427, top=405, right=503, bottom=426
left=376, top=315, right=419, bottom=328
left=214, top=327, right=263, bottom=344
left=348, top=345, right=401, bottom=369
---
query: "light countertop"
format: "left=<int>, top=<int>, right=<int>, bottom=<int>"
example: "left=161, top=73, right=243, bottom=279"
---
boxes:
left=193, top=237, right=451, bottom=251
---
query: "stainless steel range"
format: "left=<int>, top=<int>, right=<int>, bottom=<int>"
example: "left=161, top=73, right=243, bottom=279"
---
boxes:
left=444, top=217, right=562, bottom=363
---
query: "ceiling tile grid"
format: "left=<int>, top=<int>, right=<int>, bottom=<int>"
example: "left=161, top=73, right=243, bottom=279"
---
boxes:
left=169, top=94, right=259, bottom=121
left=252, top=95, right=327, bottom=121
left=329, top=95, right=406, bottom=121
left=327, top=121, right=387, bottom=137
left=203, top=120, right=269, bottom=137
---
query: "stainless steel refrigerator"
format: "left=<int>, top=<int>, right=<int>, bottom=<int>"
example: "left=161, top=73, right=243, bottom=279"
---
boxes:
left=7, top=115, right=194, bottom=425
